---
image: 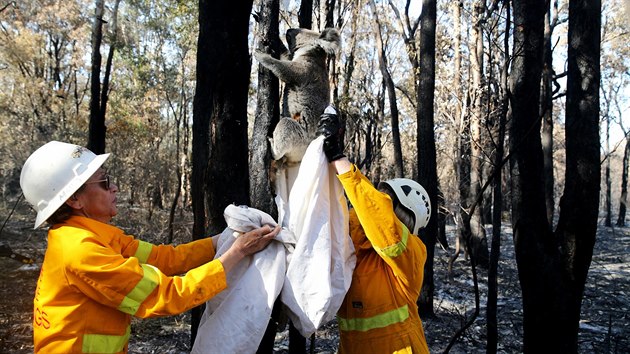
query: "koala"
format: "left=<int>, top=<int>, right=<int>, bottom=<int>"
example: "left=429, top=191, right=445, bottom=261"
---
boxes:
left=254, top=27, right=341, bottom=164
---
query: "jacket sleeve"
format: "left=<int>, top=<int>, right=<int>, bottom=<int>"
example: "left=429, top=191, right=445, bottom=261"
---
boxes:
left=140, top=237, right=216, bottom=276
left=113, top=228, right=216, bottom=276
left=64, top=233, right=227, bottom=318
left=337, top=164, right=427, bottom=286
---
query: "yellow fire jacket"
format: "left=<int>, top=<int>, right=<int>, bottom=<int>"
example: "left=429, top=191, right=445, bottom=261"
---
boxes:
left=336, top=165, right=430, bottom=354
left=33, top=216, right=227, bottom=354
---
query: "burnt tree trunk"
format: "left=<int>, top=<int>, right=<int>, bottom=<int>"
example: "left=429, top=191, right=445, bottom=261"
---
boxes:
left=487, top=4, right=510, bottom=353
left=250, top=0, right=280, bottom=218
left=509, top=0, right=549, bottom=350
left=541, top=1, right=555, bottom=225
left=298, top=0, right=312, bottom=29
left=191, top=0, right=254, bottom=345
left=98, top=0, right=120, bottom=143
left=510, top=0, right=601, bottom=351
left=468, top=0, right=490, bottom=269
left=551, top=0, right=601, bottom=348
left=605, top=118, right=612, bottom=226
left=251, top=1, right=284, bottom=353
left=616, top=137, right=629, bottom=226
left=324, top=0, right=336, bottom=28
left=368, top=0, right=404, bottom=177
left=416, top=0, right=438, bottom=318
left=87, top=0, right=105, bottom=153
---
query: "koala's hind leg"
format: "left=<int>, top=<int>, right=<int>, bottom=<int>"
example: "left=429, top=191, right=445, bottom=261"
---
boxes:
left=268, top=117, right=309, bottom=163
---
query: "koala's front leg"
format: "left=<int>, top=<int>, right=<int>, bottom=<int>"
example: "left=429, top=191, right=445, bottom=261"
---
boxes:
left=253, top=51, right=303, bottom=85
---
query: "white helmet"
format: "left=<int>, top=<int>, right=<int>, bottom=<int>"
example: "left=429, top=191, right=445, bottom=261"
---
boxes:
left=20, top=141, right=110, bottom=229
left=378, top=178, right=431, bottom=235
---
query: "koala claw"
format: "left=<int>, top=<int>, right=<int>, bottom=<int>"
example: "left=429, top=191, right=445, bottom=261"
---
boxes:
left=253, top=51, right=270, bottom=63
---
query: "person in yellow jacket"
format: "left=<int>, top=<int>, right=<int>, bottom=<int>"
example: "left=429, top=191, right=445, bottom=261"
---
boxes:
left=317, top=110, right=431, bottom=353
left=20, top=141, right=280, bottom=354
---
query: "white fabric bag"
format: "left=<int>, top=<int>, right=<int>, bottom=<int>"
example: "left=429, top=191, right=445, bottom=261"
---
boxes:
left=279, top=136, right=356, bottom=337
left=192, top=205, right=295, bottom=354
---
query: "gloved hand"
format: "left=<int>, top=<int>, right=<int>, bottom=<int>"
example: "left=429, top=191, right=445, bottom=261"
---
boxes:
left=316, top=109, right=345, bottom=162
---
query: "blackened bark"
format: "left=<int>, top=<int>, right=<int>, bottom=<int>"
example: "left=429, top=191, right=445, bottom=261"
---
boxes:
left=469, top=0, right=489, bottom=269
left=605, top=120, right=612, bottom=226
left=487, top=4, right=510, bottom=352
left=416, top=0, right=438, bottom=318
left=552, top=0, right=601, bottom=349
left=509, top=0, right=549, bottom=351
left=251, top=1, right=283, bottom=353
left=191, top=0, right=254, bottom=345
left=87, top=0, right=105, bottom=154
left=94, top=0, right=121, bottom=154
left=250, top=0, right=280, bottom=218
left=616, top=138, right=629, bottom=226
left=324, top=0, right=336, bottom=28
left=541, top=2, right=555, bottom=225
left=298, top=0, right=313, bottom=29
left=368, top=0, right=404, bottom=177
left=510, top=0, right=600, bottom=351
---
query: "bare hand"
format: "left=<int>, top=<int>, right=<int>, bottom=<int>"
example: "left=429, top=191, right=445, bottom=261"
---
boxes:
left=232, top=224, right=280, bottom=257
left=218, top=224, right=280, bottom=272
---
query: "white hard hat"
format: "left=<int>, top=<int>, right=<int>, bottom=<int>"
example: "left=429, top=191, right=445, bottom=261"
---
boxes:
left=20, top=141, right=110, bottom=229
left=378, top=178, right=431, bottom=235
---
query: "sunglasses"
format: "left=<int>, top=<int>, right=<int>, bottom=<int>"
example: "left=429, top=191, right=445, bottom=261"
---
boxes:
left=85, top=174, right=112, bottom=190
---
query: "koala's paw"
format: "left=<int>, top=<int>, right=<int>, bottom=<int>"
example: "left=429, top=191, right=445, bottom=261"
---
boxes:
left=268, top=136, right=284, bottom=161
left=253, top=51, right=271, bottom=64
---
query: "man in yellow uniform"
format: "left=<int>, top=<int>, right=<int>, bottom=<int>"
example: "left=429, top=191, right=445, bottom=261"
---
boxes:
left=317, top=111, right=431, bottom=353
left=20, top=141, right=279, bottom=353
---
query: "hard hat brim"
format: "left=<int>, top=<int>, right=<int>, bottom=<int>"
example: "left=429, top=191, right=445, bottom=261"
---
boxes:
left=33, top=153, right=110, bottom=229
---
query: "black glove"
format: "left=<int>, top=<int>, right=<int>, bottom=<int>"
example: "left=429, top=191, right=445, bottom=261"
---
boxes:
left=317, top=112, right=345, bottom=162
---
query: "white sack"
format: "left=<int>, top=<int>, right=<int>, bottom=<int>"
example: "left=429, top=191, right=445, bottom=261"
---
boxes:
left=279, top=136, right=356, bottom=337
left=192, top=205, right=295, bottom=354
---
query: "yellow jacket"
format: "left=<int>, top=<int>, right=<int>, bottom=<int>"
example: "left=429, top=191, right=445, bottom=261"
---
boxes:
left=337, top=165, right=429, bottom=354
left=33, top=216, right=227, bottom=353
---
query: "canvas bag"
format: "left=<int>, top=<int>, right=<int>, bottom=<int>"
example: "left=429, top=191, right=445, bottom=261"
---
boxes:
left=191, top=205, right=296, bottom=354
left=279, top=136, right=356, bottom=337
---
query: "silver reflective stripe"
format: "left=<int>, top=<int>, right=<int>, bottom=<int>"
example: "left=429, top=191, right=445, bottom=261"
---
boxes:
left=375, top=222, right=409, bottom=258
left=133, top=240, right=153, bottom=263
left=82, top=325, right=131, bottom=353
left=118, top=264, right=159, bottom=315
left=338, top=304, right=410, bottom=332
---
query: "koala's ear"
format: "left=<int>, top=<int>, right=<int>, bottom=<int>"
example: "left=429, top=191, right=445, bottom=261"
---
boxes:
left=319, top=28, right=341, bottom=55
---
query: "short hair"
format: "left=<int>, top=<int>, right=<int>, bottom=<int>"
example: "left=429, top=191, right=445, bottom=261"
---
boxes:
left=379, top=186, right=415, bottom=234
left=45, top=185, right=86, bottom=226
left=46, top=203, right=75, bottom=225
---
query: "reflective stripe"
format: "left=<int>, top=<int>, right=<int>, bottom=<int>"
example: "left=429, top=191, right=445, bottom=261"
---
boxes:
left=82, top=325, right=131, bottom=353
left=134, top=240, right=153, bottom=263
left=338, top=304, right=410, bottom=332
left=375, top=222, right=409, bottom=258
left=118, top=264, right=159, bottom=315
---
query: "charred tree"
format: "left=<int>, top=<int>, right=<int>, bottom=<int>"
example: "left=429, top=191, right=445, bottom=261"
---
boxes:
left=468, top=0, right=490, bottom=269
left=616, top=137, right=629, bottom=226
left=298, top=0, right=312, bottom=29
left=415, top=0, right=439, bottom=318
left=509, top=0, right=601, bottom=351
left=541, top=0, right=558, bottom=225
left=368, top=0, right=404, bottom=177
left=487, top=3, right=510, bottom=352
left=87, top=0, right=106, bottom=153
left=250, top=0, right=280, bottom=218
left=191, top=0, right=254, bottom=345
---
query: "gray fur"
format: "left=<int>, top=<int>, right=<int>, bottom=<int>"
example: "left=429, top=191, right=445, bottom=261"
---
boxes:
left=268, top=117, right=308, bottom=163
left=255, top=28, right=340, bottom=163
